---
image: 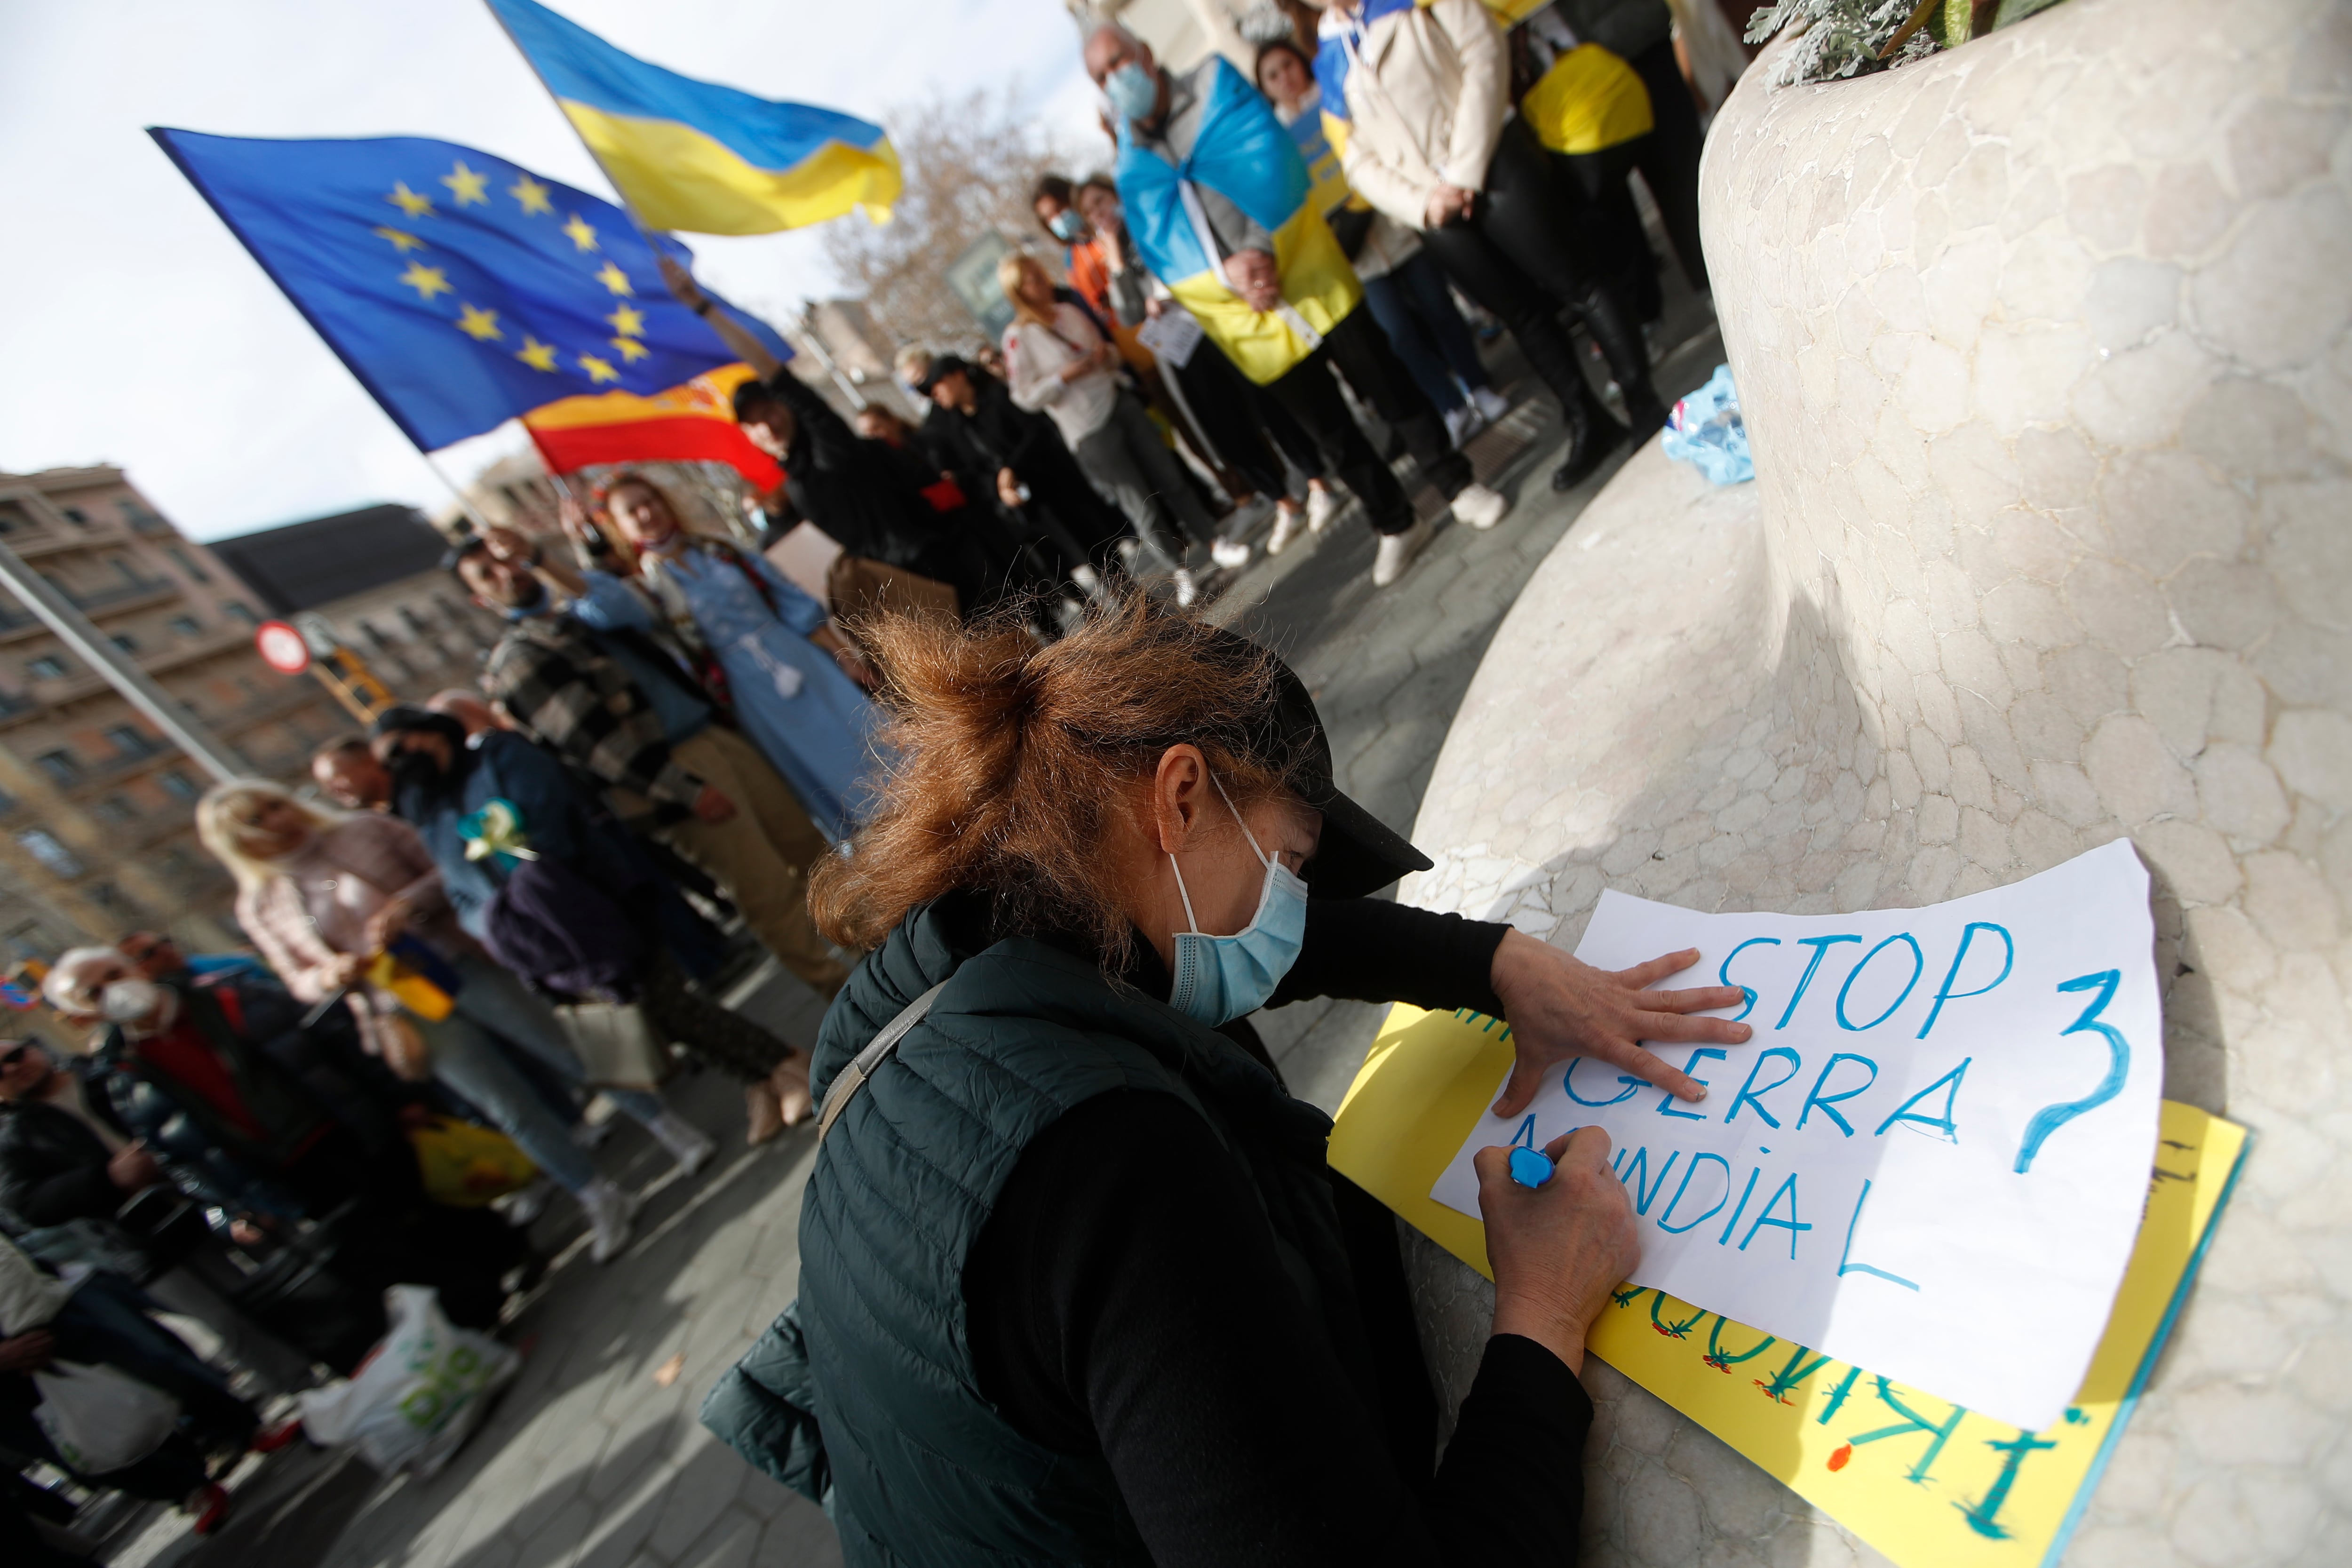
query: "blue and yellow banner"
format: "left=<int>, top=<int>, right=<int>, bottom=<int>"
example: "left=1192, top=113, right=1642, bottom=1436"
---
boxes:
left=150, top=128, right=789, bottom=451
left=485, top=0, right=898, bottom=234
left=1114, top=58, right=1360, bottom=385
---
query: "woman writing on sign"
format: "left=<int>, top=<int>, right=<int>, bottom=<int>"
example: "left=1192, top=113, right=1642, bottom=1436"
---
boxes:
left=704, top=598, right=1754, bottom=1562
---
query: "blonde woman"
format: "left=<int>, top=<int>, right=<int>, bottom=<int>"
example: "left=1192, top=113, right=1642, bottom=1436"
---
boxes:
left=998, top=253, right=1245, bottom=604
left=196, top=781, right=711, bottom=1263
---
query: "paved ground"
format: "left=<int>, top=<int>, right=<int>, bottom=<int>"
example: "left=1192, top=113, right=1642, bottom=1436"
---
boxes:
left=107, top=302, right=1723, bottom=1568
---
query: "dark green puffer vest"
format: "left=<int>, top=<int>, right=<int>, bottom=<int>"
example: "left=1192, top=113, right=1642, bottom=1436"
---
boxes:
left=701, top=897, right=1357, bottom=1566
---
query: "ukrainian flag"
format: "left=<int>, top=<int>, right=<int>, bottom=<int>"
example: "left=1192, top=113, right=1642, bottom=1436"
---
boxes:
left=1114, top=59, right=1361, bottom=386
left=485, top=0, right=899, bottom=234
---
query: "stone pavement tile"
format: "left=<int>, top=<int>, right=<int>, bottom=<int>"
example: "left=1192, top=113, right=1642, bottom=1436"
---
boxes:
left=671, top=1504, right=763, bottom=1568
left=508, top=1490, right=598, bottom=1568
left=758, top=1495, right=843, bottom=1568
left=566, top=1462, right=672, bottom=1568
left=641, top=1431, right=747, bottom=1561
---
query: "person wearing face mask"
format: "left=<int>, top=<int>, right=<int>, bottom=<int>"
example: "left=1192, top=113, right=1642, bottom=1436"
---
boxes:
left=366, top=704, right=813, bottom=1139
left=1074, top=173, right=1348, bottom=558
left=1085, top=22, right=1515, bottom=589
left=1309, top=0, right=1670, bottom=492
left=38, top=946, right=526, bottom=1344
left=558, top=472, right=887, bottom=848
left=701, top=597, right=1759, bottom=1560
left=193, top=778, right=714, bottom=1263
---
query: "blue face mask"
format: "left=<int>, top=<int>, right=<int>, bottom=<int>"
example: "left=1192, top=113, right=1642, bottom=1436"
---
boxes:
left=1104, top=61, right=1160, bottom=125
left=1047, top=210, right=1086, bottom=242
left=1165, top=775, right=1309, bottom=1027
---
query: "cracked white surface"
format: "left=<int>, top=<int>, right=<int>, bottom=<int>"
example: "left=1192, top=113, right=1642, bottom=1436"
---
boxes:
left=1394, top=0, right=2352, bottom=1561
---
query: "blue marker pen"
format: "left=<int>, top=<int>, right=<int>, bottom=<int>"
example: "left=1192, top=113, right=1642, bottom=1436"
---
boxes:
left=1508, top=1146, right=1555, bottom=1188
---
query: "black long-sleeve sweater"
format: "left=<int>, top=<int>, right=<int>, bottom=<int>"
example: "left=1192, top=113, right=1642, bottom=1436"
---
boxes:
left=963, top=899, right=1597, bottom=1565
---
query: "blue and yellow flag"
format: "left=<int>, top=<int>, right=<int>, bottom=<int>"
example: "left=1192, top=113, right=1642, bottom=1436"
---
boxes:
left=151, top=129, right=789, bottom=452
left=1114, top=59, right=1361, bottom=386
left=485, top=0, right=898, bottom=234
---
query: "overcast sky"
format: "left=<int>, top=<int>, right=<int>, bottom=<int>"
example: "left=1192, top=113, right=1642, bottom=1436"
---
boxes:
left=0, top=0, right=1102, bottom=540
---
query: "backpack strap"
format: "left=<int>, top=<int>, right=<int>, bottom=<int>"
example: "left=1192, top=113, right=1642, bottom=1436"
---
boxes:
left=815, top=981, right=949, bottom=1146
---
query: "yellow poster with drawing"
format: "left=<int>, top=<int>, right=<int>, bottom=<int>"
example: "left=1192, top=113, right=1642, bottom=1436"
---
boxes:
left=1330, top=1005, right=2249, bottom=1568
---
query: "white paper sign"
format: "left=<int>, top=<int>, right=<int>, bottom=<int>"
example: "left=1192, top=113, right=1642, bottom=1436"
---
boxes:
left=1135, top=304, right=1205, bottom=368
left=1431, top=839, right=2161, bottom=1431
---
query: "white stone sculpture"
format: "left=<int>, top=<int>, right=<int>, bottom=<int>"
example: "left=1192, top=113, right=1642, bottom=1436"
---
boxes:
left=1395, top=0, right=2352, bottom=1560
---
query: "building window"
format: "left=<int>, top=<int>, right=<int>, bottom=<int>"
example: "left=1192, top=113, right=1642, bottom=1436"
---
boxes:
left=221, top=601, right=257, bottom=625
left=16, top=829, right=84, bottom=878
left=169, top=546, right=211, bottom=583
left=158, top=769, right=200, bottom=803
left=27, top=656, right=69, bottom=680
left=0, top=509, right=15, bottom=535
left=0, top=789, right=17, bottom=817
left=103, top=724, right=157, bottom=757
left=62, top=507, right=89, bottom=526
left=33, top=749, right=80, bottom=786
left=110, top=633, right=138, bottom=654
left=169, top=615, right=202, bottom=637
left=94, top=794, right=139, bottom=823
left=113, top=559, right=142, bottom=586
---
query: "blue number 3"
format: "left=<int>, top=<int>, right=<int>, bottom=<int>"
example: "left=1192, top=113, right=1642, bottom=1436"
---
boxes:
left=2014, top=970, right=2130, bottom=1175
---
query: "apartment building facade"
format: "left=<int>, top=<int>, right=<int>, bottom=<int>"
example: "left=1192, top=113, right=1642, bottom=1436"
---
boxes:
left=0, top=466, right=345, bottom=948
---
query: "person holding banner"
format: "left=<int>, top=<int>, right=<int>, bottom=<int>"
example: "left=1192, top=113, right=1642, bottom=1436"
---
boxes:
left=1310, top=0, right=1669, bottom=492
left=1085, top=23, right=1512, bottom=588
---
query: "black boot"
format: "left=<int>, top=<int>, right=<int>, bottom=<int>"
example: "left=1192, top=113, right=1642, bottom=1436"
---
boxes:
left=1572, top=282, right=1668, bottom=443
left=1551, top=381, right=1627, bottom=492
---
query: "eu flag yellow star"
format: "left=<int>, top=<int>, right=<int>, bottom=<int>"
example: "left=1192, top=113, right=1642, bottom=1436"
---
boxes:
left=387, top=182, right=435, bottom=218
left=373, top=226, right=427, bottom=253
left=595, top=263, right=633, bottom=296
left=398, top=262, right=453, bottom=302
left=455, top=303, right=504, bottom=342
left=516, top=336, right=559, bottom=372
left=561, top=214, right=599, bottom=252
left=578, top=353, right=621, bottom=384
left=605, top=303, right=646, bottom=337
left=509, top=174, right=553, bottom=216
left=609, top=335, right=652, bottom=363
left=441, top=161, right=491, bottom=207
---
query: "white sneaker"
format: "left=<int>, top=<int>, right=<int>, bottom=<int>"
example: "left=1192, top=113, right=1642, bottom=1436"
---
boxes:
left=1371, top=517, right=1435, bottom=587
left=1470, top=386, right=1510, bottom=423
left=646, top=1111, right=717, bottom=1178
left=496, top=1177, right=556, bottom=1228
left=1451, top=482, right=1510, bottom=532
left=1171, top=567, right=1199, bottom=607
left=1265, top=506, right=1304, bottom=556
left=580, top=1179, right=640, bottom=1265
left=1443, top=403, right=1482, bottom=449
left=1305, top=486, right=1340, bottom=534
left=1209, top=537, right=1250, bottom=570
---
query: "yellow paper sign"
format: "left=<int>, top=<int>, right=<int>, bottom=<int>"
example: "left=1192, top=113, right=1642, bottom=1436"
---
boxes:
left=1330, top=1005, right=2249, bottom=1568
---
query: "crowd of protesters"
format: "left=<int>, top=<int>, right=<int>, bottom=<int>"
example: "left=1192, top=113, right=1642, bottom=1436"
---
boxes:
left=0, top=0, right=1718, bottom=1554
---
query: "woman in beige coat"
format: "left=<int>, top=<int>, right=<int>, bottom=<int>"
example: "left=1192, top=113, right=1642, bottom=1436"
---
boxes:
left=1312, top=0, right=1666, bottom=490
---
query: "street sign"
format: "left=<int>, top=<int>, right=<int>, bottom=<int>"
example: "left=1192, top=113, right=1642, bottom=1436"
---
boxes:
left=254, top=619, right=310, bottom=674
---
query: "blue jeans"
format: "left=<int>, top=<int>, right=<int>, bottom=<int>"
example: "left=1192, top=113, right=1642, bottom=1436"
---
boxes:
left=419, top=956, right=665, bottom=1193
left=1359, top=249, right=1492, bottom=416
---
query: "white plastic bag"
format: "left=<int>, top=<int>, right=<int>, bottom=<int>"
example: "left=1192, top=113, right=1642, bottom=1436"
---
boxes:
left=33, top=1361, right=181, bottom=1476
left=297, top=1285, right=519, bottom=1476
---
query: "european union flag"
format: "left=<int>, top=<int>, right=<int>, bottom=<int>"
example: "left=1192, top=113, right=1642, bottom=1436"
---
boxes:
left=150, top=128, right=791, bottom=452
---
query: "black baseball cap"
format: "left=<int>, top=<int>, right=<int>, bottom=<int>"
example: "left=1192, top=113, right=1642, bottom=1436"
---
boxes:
left=914, top=353, right=972, bottom=396
left=1208, top=629, right=1430, bottom=898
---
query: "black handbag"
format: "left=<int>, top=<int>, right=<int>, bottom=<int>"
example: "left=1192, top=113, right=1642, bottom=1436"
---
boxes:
left=113, top=1186, right=210, bottom=1272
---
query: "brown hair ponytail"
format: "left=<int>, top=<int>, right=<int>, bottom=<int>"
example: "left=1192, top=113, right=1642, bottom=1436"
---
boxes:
left=810, top=595, right=1299, bottom=966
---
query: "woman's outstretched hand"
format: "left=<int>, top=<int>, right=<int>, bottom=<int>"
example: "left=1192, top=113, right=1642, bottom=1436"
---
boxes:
left=1478, top=1126, right=1637, bottom=1375
left=1488, top=929, right=1751, bottom=1113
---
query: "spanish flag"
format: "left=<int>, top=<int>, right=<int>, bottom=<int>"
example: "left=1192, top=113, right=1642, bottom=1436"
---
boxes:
left=485, top=0, right=899, bottom=234
left=523, top=364, right=781, bottom=489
